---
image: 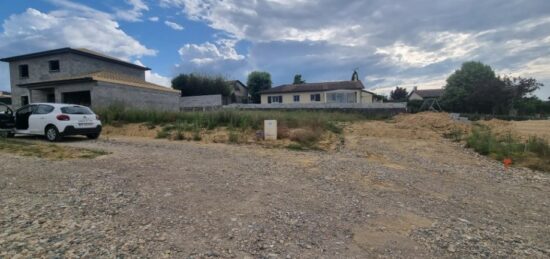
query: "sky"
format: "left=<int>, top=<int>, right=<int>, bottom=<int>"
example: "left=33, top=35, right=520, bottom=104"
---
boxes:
left=0, top=0, right=549, bottom=99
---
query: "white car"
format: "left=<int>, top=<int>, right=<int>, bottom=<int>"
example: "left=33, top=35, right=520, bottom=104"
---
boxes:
left=0, top=103, right=102, bottom=142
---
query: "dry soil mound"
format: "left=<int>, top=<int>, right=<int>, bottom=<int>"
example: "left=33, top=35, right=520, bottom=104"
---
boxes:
left=393, top=112, right=470, bottom=136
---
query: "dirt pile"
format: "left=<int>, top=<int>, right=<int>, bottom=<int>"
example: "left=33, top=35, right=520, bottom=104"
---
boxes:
left=477, top=119, right=516, bottom=138
left=393, top=112, right=471, bottom=137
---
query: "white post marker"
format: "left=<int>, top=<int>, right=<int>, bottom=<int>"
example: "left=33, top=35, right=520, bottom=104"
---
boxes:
left=264, top=120, right=277, bottom=140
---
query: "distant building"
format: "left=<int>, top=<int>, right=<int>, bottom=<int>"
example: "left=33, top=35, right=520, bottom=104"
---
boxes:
left=408, top=87, right=445, bottom=101
left=259, top=80, right=378, bottom=104
left=227, top=80, right=249, bottom=103
left=0, top=47, right=180, bottom=110
left=0, top=91, right=11, bottom=104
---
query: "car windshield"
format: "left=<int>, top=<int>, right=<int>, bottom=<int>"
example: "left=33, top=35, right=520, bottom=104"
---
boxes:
left=60, top=106, right=93, bottom=115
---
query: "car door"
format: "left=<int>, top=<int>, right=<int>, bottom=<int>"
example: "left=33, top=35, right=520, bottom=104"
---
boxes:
left=15, top=105, right=34, bottom=130
left=29, top=104, right=54, bottom=134
left=0, top=103, right=14, bottom=129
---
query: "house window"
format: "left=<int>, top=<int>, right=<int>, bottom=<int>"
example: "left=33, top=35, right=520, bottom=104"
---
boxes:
left=21, top=96, right=29, bottom=105
left=293, top=95, right=300, bottom=102
left=49, top=60, right=60, bottom=72
left=268, top=96, right=282, bottom=103
left=19, top=65, right=29, bottom=78
left=310, top=93, right=321, bottom=102
left=327, top=92, right=357, bottom=103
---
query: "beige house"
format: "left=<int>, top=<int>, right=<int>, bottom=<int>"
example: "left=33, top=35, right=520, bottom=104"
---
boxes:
left=408, top=88, right=444, bottom=101
left=260, top=81, right=379, bottom=104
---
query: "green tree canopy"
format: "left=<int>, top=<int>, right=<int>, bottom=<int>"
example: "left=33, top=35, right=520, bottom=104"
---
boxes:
left=172, top=73, right=232, bottom=97
left=441, top=62, right=504, bottom=113
left=293, top=74, right=306, bottom=84
left=247, top=71, right=272, bottom=103
left=441, top=61, right=544, bottom=114
left=390, top=86, right=408, bottom=101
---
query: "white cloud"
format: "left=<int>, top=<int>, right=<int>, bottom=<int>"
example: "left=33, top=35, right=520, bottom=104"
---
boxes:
left=178, top=39, right=244, bottom=65
left=160, top=0, right=550, bottom=99
left=0, top=8, right=156, bottom=60
left=164, top=21, right=184, bottom=30
left=149, top=16, right=159, bottom=22
left=375, top=32, right=481, bottom=68
left=134, top=60, right=172, bottom=87
left=115, top=0, right=149, bottom=22
left=174, top=39, right=248, bottom=78
left=146, top=71, right=172, bottom=87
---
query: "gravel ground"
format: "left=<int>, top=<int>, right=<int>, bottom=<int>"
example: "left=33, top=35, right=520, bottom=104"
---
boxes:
left=1, top=130, right=549, bottom=258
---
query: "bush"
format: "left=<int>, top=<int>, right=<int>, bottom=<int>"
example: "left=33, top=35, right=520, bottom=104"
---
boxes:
left=228, top=131, right=241, bottom=144
left=289, top=128, right=321, bottom=145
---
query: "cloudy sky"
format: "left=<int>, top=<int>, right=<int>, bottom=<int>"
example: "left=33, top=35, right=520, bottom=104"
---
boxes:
left=0, top=0, right=549, bottom=99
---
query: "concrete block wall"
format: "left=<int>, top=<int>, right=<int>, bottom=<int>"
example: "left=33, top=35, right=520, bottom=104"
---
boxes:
left=7, top=52, right=145, bottom=107
left=93, top=82, right=181, bottom=111
left=180, top=95, right=223, bottom=109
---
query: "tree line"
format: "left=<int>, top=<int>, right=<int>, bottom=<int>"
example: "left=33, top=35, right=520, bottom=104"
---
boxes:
left=388, top=61, right=548, bottom=115
left=171, top=71, right=308, bottom=103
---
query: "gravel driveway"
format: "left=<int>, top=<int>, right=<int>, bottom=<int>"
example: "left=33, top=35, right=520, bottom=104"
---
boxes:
left=1, top=132, right=549, bottom=258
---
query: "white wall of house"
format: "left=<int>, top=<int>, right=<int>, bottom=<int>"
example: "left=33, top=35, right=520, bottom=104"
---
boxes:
left=261, top=90, right=374, bottom=104
left=408, top=92, right=424, bottom=101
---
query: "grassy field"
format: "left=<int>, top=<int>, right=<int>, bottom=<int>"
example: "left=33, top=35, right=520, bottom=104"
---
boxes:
left=96, top=104, right=379, bottom=149
left=0, top=138, right=108, bottom=160
left=466, top=125, right=550, bottom=171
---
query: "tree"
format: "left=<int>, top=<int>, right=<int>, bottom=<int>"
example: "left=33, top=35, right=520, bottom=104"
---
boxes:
left=293, top=74, right=306, bottom=84
left=247, top=71, right=272, bottom=103
left=440, top=61, right=545, bottom=114
left=390, top=86, right=408, bottom=101
left=440, top=61, right=505, bottom=113
left=171, top=73, right=232, bottom=97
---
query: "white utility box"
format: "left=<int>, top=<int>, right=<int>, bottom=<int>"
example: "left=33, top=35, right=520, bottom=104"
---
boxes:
left=264, top=120, right=277, bottom=140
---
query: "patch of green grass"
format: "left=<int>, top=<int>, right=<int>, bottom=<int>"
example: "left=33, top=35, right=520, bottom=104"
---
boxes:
left=0, top=139, right=109, bottom=160
left=466, top=125, right=550, bottom=171
left=444, top=127, right=465, bottom=142
left=156, top=130, right=170, bottom=139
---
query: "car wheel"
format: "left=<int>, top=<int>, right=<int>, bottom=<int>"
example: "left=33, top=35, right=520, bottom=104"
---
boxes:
left=86, top=133, right=100, bottom=139
left=45, top=126, right=62, bottom=142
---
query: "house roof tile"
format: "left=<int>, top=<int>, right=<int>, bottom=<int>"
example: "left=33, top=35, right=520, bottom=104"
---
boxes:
left=17, top=71, right=179, bottom=93
left=0, top=48, right=150, bottom=71
left=411, top=88, right=445, bottom=98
